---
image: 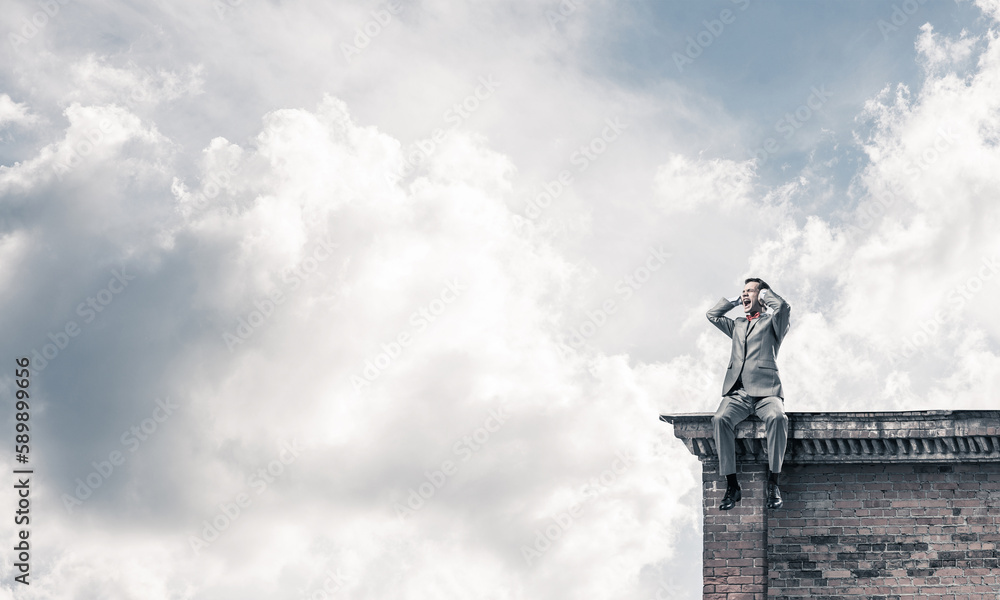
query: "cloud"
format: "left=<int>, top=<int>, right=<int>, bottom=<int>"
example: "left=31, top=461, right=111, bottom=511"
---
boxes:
left=64, top=55, right=205, bottom=109
left=915, top=23, right=976, bottom=73
left=640, top=0, right=1000, bottom=417
left=3, top=1, right=1000, bottom=599
left=0, top=85, right=702, bottom=598
left=0, top=94, right=38, bottom=128
left=727, top=9, right=1000, bottom=411
left=1, top=92, right=173, bottom=194
left=653, top=153, right=756, bottom=213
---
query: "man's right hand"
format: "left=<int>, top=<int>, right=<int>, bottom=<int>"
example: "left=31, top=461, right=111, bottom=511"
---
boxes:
left=728, top=296, right=741, bottom=305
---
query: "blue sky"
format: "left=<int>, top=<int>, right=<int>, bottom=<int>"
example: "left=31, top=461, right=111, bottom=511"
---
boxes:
left=2, top=1, right=1000, bottom=599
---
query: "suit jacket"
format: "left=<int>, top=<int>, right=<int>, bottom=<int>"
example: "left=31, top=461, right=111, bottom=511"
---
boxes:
left=706, top=289, right=791, bottom=398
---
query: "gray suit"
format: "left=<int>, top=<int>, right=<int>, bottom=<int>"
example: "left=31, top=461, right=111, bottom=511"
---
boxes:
left=707, top=289, right=791, bottom=475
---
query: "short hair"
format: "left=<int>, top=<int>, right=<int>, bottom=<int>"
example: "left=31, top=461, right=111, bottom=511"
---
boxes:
left=744, top=277, right=770, bottom=291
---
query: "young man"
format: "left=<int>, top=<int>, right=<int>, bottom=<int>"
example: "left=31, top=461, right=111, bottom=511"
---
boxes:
left=706, top=278, right=791, bottom=510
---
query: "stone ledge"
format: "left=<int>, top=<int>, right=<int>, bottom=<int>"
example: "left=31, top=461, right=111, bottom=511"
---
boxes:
left=659, top=410, right=1000, bottom=464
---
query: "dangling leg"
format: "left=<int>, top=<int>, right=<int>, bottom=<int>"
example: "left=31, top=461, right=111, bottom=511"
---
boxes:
left=712, top=392, right=752, bottom=510
left=756, top=396, right=788, bottom=508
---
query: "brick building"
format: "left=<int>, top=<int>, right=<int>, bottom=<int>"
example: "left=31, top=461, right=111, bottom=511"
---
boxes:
left=660, top=410, right=1000, bottom=599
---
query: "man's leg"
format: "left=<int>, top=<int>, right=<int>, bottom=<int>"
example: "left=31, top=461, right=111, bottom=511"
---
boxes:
left=754, top=396, right=788, bottom=474
left=712, top=392, right=753, bottom=476
left=755, top=396, right=788, bottom=508
left=712, top=391, right=753, bottom=510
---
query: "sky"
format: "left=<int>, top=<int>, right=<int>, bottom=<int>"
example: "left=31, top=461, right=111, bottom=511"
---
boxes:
left=2, top=0, right=1000, bottom=599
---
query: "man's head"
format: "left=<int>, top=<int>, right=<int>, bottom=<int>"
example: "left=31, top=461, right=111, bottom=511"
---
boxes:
left=741, top=277, right=770, bottom=314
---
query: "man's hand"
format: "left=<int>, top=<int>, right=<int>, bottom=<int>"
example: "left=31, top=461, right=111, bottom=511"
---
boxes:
left=728, top=295, right=741, bottom=305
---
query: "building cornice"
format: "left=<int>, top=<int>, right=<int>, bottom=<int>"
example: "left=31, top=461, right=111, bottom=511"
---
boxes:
left=660, top=410, right=1000, bottom=464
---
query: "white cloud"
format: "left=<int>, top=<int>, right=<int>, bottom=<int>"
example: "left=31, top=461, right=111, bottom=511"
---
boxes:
left=0, top=87, right=702, bottom=598
left=720, top=10, right=1000, bottom=411
left=64, top=55, right=205, bottom=109
left=916, top=23, right=976, bottom=72
left=0, top=94, right=37, bottom=128
left=653, top=153, right=756, bottom=212
left=0, top=102, right=169, bottom=196
left=4, top=1, right=1000, bottom=599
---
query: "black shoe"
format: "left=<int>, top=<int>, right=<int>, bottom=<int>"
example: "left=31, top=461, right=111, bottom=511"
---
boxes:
left=766, top=482, right=783, bottom=509
left=719, top=485, right=741, bottom=510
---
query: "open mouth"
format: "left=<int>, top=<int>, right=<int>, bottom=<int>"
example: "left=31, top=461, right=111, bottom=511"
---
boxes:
left=742, top=298, right=751, bottom=308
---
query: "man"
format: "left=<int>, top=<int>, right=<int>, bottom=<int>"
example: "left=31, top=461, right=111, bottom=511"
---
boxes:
left=706, top=278, right=790, bottom=510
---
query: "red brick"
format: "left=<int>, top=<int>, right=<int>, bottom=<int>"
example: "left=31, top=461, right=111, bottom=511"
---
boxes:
left=677, top=412, right=1000, bottom=600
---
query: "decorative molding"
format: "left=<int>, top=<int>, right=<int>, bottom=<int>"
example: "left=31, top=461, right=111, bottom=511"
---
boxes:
left=660, top=410, right=1000, bottom=464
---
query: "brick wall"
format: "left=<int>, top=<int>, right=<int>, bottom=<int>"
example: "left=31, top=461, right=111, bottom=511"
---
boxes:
left=768, top=462, right=1000, bottom=599
left=703, top=463, right=768, bottom=600
left=662, top=411, right=1000, bottom=600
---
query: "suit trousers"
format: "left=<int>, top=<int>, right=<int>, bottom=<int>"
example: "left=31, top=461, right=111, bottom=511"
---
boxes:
left=712, top=388, right=788, bottom=476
